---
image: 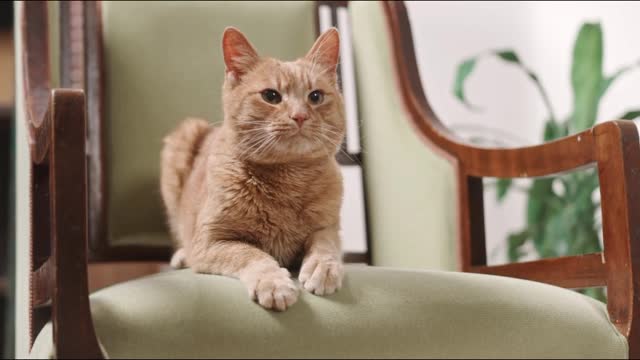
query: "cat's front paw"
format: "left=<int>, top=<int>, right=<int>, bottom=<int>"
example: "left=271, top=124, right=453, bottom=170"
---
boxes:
left=170, top=248, right=187, bottom=269
left=299, top=255, right=344, bottom=296
left=250, top=268, right=299, bottom=311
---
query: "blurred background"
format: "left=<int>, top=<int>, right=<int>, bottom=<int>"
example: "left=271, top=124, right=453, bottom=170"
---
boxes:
left=4, top=1, right=640, bottom=358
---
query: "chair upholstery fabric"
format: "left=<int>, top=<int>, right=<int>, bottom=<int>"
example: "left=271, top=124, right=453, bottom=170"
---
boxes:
left=31, top=266, right=627, bottom=359
left=350, top=2, right=458, bottom=270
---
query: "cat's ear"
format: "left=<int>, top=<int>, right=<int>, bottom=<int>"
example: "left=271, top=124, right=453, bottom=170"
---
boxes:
left=305, top=28, right=340, bottom=74
left=222, top=27, right=259, bottom=78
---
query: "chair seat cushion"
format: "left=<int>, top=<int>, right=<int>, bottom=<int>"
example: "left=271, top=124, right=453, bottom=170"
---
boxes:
left=31, top=266, right=627, bottom=359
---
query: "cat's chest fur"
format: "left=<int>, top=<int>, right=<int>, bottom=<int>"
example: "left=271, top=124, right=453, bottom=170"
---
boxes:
left=207, top=156, right=342, bottom=266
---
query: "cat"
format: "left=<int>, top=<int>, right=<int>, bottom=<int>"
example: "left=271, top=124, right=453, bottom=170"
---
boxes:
left=160, top=27, right=346, bottom=312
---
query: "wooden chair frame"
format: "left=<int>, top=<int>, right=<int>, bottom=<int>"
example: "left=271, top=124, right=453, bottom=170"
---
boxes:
left=19, top=1, right=640, bottom=358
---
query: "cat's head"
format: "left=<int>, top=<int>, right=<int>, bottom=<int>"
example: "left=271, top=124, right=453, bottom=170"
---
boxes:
left=221, top=27, right=346, bottom=164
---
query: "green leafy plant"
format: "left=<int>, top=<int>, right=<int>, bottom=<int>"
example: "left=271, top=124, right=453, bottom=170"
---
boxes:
left=453, top=23, right=640, bottom=302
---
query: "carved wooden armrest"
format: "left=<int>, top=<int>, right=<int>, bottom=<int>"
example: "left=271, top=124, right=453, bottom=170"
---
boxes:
left=466, top=121, right=640, bottom=342
left=23, top=2, right=103, bottom=358
left=384, top=1, right=640, bottom=352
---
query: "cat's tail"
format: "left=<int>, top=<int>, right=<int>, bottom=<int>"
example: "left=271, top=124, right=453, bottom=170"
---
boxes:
left=160, top=117, right=210, bottom=241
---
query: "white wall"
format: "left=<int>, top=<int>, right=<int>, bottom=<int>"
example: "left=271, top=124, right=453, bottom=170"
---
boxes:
left=405, top=1, right=640, bottom=264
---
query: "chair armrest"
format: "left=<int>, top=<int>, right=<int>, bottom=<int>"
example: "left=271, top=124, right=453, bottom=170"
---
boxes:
left=22, top=2, right=103, bottom=358
left=27, top=88, right=103, bottom=359
left=470, top=120, right=640, bottom=349
left=48, top=89, right=103, bottom=359
left=383, top=1, right=640, bottom=351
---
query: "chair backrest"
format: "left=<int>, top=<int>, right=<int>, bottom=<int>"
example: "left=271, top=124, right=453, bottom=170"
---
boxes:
left=82, top=0, right=457, bottom=268
left=86, top=1, right=357, bottom=260
left=350, top=2, right=457, bottom=269
left=33, top=0, right=456, bottom=268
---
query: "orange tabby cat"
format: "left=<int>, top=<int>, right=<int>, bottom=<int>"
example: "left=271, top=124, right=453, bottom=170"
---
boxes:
left=160, top=27, right=346, bottom=311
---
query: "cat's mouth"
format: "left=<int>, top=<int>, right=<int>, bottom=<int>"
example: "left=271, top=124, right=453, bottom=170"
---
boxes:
left=270, top=130, right=325, bottom=154
left=271, top=126, right=304, bottom=139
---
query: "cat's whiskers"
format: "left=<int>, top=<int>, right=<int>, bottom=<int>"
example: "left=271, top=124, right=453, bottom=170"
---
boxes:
left=260, top=135, right=280, bottom=159
left=236, top=132, right=274, bottom=159
left=237, top=127, right=269, bottom=135
left=246, top=132, right=278, bottom=159
left=317, top=131, right=361, bottom=165
left=320, top=127, right=345, bottom=143
left=237, top=122, right=266, bottom=129
left=311, top=136, right=330, bottom=159
left=271, top=128, right=298, bottom=138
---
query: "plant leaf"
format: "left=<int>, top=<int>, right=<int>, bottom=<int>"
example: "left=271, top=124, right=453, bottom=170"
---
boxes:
left=600, top=59, right=640, bottom=98
left=571, top=23, right=603, bottom=132
left=541, top=205, right=575, bottom=257
left=527, top=178, right=555, bottom=225
left=494, top=49, right=557, bottom=122
left=496, top=50, right=520, bottom=63
left=452, top=49, right=556, bottom=120
left=527, top=178, right=558, bottom=256
left=496, top=178, right=512, bottom=202
left=543, top=119, right=568, bottom=141
left=453, top=58, right=479, bottom=109
left=507, top=230, right=529, bottom=262
left=618, top=109, right=640, bottom=120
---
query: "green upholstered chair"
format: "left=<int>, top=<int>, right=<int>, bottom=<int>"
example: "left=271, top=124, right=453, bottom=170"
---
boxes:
left=13, top=1, right=640, bottom=358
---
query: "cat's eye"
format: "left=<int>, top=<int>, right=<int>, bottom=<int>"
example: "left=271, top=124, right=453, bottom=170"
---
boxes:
left=308, top=90, right=324, bottom=105
left=261, top=89, right=282, bottom=105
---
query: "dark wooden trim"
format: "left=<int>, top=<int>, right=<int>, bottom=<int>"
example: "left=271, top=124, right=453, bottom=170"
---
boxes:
left=88, top=245, right=173, bottom=263
left=471, top=253, right=607, bottom=289
left=317, top=1, right=348, bottom=7
left=22, top=1, right=51, bottom=346
left=30, top=163, right=50, bottom=272
left=22, top=1, right=51, bottom=165
left=593, top=121, right=640, bottom=356
left=23, top=2, right=104, bottom=357
left=342, top=252, right=368, bottom=264
left=31, top=259, right=52, bottom=307
left=459, top=174, right=486, bottom=269
left=84, top=1, right=110, bottom=260
left=29, top=162, right=50, bottom=345
left=384, top=2, right=639, bottom=356
left=60, top=1, right=85, bottom=89
left=49, top=89, right=103, bottom=359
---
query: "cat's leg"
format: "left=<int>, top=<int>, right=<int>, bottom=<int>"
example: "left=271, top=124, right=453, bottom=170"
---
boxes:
left=299, top=224, right=344, bottom=296
left=189, top=240, right=298, bottom=311
left=170, top=248, right=188, bottom=269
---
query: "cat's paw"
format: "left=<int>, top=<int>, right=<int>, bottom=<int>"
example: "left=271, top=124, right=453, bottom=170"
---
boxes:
left=299, top=255, right=343, bottom=296
left=249, top=268, right=299, bottom=311
left=170, top=248, right=187, bottom=269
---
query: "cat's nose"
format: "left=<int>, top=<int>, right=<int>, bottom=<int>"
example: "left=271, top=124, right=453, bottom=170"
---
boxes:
left=290, top=113, right=309, bottom=127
